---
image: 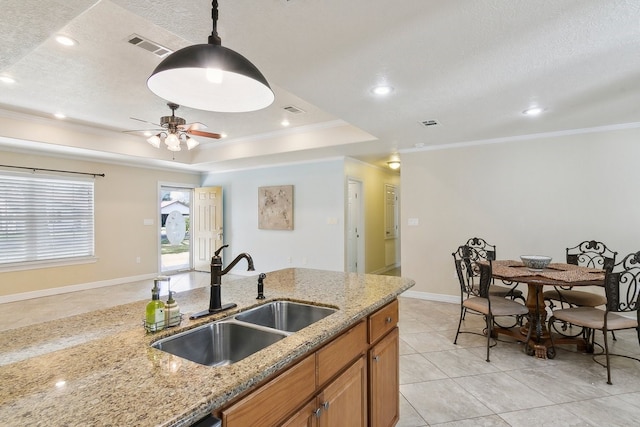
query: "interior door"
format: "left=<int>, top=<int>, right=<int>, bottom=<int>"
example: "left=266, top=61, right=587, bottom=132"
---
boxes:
left=193, top=186, right=223, bottom=272
left=347, top=180, right=364, bottom=273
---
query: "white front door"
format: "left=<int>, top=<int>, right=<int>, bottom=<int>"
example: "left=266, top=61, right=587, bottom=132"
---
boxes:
left=192, top=186, right=223, bottom=272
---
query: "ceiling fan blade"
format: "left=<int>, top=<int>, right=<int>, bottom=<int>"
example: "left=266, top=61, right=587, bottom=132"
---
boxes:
left=187, top=129, right=221, bottom=139
left=178, top=122, right=208, bottom=131
left=130, top=117, right=162, bottom=127
left=122, top=129, right=163, bottom=135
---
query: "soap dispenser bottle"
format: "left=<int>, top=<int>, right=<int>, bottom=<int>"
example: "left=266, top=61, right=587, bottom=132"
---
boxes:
left=145, top=279, right=166, bottom=332
left=165, top=291, right=181, bottom=327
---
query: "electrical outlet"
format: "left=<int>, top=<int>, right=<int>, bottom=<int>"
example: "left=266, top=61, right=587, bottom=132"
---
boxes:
left=136, top=257, right=141, bottom=264
left=288, top=256, right=293, bottom=264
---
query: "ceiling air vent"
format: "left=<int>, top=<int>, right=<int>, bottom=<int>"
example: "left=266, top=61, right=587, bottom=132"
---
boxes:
left=420, top=119, right=439, bottom=128
left=283, top=105, right=306, bottom=114
left=127, top=34, right=173, bottom=58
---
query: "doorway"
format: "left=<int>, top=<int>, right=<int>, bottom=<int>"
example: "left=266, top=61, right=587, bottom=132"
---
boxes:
left=159, top=185, right=223, bottom=273
left=347, top=179, right=364, bottom=273
left=160, top=186, right=192, bottom=272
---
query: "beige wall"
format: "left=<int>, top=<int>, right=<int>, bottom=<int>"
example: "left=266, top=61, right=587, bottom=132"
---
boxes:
left=400, top=126, right=640, bottom=298
left=345, top=159, right=401, bottom=273
left=0, top=150, right=200, bottom=297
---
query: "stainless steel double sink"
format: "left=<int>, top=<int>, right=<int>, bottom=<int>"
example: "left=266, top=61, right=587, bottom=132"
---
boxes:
left=151, top=301, right=337, bottom=367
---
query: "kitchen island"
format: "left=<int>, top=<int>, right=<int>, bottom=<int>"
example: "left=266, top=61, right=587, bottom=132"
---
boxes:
left=0, top=268, right=414, bottom=426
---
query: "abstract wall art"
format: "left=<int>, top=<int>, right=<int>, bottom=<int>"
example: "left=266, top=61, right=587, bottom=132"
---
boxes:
left=258, top=185, right=294, bottom=230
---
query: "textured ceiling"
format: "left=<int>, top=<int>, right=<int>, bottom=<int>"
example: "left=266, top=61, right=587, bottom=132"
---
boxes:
left=0, top=0, right=639, bottom=172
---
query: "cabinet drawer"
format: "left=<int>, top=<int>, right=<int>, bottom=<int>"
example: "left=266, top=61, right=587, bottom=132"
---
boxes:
left=368, top=299, right=398, bottom=344
left=316, top=321, right=367, bottom=387
left=222, top=354, right=316, bottom=427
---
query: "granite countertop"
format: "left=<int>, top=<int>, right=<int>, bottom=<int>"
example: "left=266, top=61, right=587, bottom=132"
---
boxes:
left=0, top=268, right=414, bottom=427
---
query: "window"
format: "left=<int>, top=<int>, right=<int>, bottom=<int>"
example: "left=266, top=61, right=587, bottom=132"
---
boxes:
left=0, top=172, right=95, bottom=269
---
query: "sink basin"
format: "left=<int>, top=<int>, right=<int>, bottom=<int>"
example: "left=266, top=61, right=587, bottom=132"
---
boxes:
left=235, top=301, right=337, bottom=332
left=151, top=321, right=287, bottom=367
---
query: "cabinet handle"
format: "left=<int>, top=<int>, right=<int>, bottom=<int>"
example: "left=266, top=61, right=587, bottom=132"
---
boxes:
left=373, top=355, right=380, bottom=362
left=385, top=316, right=393, bottom=323
left=313, top=408, right=322, bottom=418
left=322, top=401, right=330, bottom=410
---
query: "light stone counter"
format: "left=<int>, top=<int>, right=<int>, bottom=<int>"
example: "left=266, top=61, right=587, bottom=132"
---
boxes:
left=0, top=268, right=414, bottom=427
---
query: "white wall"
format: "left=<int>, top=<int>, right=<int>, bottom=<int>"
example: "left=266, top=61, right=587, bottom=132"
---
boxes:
left=201, top=160, right=346, bottom=274
left=401, top=126, right=640, bottom=299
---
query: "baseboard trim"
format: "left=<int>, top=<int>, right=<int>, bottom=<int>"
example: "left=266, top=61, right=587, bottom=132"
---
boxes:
left=401, top=290, right=459, bottom=305
left=371, top=263, right=401, bottom=275
left=0, top=273, right=159, bottom=304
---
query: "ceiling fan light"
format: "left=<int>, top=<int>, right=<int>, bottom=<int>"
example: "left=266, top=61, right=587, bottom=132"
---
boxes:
left=387, top=160, right=401, bottom=170
left=167, top=144, right=181, bottom=152
left=147, top=134, right=161, bottom=148
left=165, top=133, right=180, bottom=147
left=186, top=136, right=200, bottom=150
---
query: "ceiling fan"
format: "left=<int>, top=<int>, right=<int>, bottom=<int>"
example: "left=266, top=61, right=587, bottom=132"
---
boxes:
left=128, top=102, right=221, bottom=151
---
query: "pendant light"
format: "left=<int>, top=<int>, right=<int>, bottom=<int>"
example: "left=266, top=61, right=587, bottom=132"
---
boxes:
left=147, top=0, right=274, bottom=113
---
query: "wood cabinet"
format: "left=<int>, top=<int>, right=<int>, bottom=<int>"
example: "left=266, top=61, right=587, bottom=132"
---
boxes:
left=369, top=327, right=399, bottom=427
left=282, top=356, right=367, bottom=427
left=221, top=354, right=316, bottom=427
left=317, top=356, right=367, bottom=427
left=367, top=299, right=399, bottom=427
left=219, top=299, right=400, bottom=427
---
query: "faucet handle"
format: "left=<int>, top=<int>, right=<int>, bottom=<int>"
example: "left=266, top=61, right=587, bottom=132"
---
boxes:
left=214, top=244, right=229, bottom=256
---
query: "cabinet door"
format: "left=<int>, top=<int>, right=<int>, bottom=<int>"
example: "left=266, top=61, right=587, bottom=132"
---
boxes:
left=369, top=327, right=399, bottom=427
left=280, top=400, right=318, bottom=427
left=317, top=356, right=367, bottom=427
left=222, top=355, right=315, bottom=427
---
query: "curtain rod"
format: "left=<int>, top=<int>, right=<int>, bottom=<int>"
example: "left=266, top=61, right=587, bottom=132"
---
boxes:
left=0, top=164, right=105, bottom=178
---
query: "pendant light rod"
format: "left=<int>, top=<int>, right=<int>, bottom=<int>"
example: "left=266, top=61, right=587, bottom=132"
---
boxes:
left=208, top=0, right=221, bottom=45
left=147, top=0, right=274, bottom=112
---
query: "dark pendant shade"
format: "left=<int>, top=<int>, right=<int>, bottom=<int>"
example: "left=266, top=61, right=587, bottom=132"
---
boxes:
left=147, top=43, right=274, bottom=113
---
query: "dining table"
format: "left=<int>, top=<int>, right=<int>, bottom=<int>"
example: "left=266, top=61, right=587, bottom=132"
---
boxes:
left=491, top=260, right=606, bottom=359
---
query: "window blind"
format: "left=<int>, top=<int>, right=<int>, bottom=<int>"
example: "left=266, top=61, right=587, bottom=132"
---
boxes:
left=0, top=172, right=95, bottom=266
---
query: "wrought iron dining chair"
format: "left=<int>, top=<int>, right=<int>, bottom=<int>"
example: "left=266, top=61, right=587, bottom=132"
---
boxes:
left=464, top=237, right=524, bottom=303
left=544, top=240, right=618, bottom=338
left=547, top=251, right=640, bottom=384
left=453, top=246, right=530, bottom=362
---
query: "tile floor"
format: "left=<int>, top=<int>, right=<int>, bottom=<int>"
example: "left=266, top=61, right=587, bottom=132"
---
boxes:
left=397, top=297, right=640, bottom=427
left=2, top=271, right=640, bottom=426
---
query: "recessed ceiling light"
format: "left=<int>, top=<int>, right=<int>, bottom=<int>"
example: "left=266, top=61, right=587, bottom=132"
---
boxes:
left=55, top=35, right=78, bottom=47
left=372, top=85, right=394, bottom=96
left=53, top=112, right=66, bottom=119
left=281, top=119, right=290, bottom=127
left=143, top=131, right=153, bottom=137
left=220, top=133, right=227, bottom=138
left=523, top=106, right=544, bottom=116
left=0, top=76, right=16, bottom=84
